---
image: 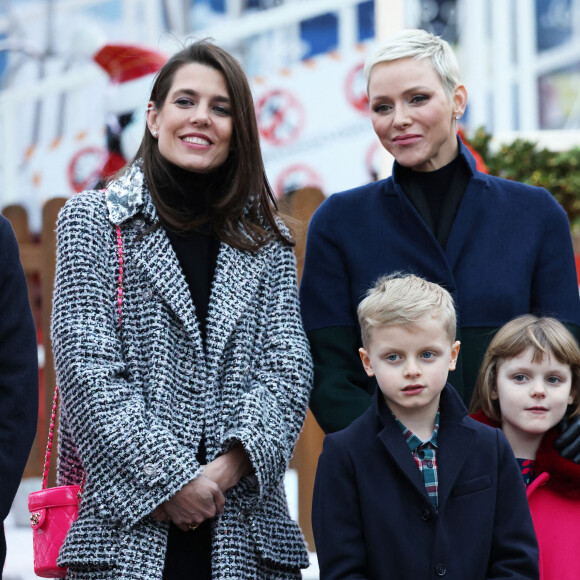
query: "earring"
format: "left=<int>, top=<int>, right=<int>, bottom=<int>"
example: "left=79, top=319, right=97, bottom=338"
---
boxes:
left=152, top=130, right=158, bottom=138
left=455, top=114, right=461, bottom=120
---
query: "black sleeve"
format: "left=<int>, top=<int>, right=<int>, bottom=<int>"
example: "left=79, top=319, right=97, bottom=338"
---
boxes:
left=0, top=216, right=39, bottom=521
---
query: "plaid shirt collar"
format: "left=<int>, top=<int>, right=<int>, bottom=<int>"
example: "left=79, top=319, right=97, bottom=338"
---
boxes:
left=393, top=409, right=441, bottom=510
left=393, top=410, right=440, bottom=450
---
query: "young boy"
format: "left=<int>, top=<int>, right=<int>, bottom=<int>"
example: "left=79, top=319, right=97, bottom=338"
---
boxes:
left=312, top=274, right=539, bottom=580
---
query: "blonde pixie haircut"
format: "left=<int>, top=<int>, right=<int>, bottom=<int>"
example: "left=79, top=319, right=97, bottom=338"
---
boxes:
left=357, top=273, right=457, bottom=348
left=470, top=315, right=580, bottom=421
left=363, top=28, right=461, bottom=98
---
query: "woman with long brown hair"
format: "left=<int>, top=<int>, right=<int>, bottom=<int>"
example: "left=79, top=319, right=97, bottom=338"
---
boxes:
left=52, top=39, right=312, bottom=579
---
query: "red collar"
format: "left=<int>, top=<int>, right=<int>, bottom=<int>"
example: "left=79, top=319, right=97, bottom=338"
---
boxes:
left=470, top=411, right=580, bottom=498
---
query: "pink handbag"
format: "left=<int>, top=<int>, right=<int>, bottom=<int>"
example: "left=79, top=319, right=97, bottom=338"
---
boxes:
left=28, top=485, right=80, bottom=576
left=28, top=224, right=124, bottom=577
left=28, top=425, right=82, bottom=578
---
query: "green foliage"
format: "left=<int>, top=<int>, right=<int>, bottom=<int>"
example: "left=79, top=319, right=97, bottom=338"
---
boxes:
left=467, top=127, right=580, bottom=231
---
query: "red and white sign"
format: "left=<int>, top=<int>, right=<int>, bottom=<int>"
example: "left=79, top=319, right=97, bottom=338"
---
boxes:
left=345, top=62, right=370, bottom=115
left=256, top=89, right=306, bottom=146
left=255, top=43, right=378, bottom=202
left=68, top=146, right=109, bottom=192
left=275, top=164, right=324, bottom=198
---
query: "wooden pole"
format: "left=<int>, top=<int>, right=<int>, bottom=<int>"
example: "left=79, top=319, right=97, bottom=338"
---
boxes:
left=40, top=198, right=68, bottom=486
left=282, top=186, right=326, bottom=551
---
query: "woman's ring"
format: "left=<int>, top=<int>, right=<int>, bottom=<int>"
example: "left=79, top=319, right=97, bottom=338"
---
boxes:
left=188, top=523, right=200, bottom=531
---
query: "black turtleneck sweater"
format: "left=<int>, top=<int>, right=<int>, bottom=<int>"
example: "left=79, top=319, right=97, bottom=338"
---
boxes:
left=158, top=162, right=222, bottom=343
left=158, top=162, right=225, bottom=580
left=396, top=154, right=470, bottom=249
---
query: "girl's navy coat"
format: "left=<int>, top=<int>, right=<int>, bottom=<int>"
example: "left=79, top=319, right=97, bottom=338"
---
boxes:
left=312, top=385, right=539, bottom=580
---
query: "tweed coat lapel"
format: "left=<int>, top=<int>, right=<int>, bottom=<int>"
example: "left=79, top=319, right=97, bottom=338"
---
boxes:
left=134, top=225, right=204, bottom=352
left=129, top=200, right=267, bottom=371
left=205, top=243, right=266, bottom=381
left=106, top=161, right=268, bottom=372
left=106, top=161, right=203, bottom=357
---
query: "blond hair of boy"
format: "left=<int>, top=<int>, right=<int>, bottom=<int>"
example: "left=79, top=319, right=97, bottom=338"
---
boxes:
left=357, top=274, right=459, bottom=439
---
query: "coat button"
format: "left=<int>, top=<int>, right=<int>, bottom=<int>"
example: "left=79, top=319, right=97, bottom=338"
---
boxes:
left=435, top=563, right=447, bottom=576
left=143, top=288, right=153, bottom=301
left=421, top=507, right=432, bottom=521
left=144, top=463, right=156, bottom=477
left=134, top=217, right=145, bottom=229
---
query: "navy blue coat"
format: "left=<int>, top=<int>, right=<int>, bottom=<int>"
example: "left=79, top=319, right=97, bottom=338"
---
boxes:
left=312, top=385, right=539, bottom=580
left=300, top=140, right=580, bottom=433
left=0, top=215, right=38, bottom=568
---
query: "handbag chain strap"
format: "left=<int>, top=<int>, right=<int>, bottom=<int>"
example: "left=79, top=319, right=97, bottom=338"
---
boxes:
left=42, top=225, right=124, bottom=497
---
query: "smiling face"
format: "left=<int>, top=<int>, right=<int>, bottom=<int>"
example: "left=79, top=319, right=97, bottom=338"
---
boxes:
left=147, top=62, right=233, bottom=173
left=359, top=316, right=460, bottom=428
left=368, top=57, right=466, bottom=172
left=493, top=348, right=574, bottom=450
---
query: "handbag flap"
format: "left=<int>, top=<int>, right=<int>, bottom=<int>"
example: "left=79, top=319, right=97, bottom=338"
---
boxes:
left=29, top=485, right=81, bottom=511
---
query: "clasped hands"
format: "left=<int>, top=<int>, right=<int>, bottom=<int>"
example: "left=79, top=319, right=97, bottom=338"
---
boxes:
left=151, top=445, right=251, bottom=532
left=152, top=471, right=224, bottom=532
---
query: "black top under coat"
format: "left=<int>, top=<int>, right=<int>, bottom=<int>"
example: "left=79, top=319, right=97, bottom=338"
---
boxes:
left=158, top=161, right=223, bottom=343
left=396, top=154, right=470, bottom=249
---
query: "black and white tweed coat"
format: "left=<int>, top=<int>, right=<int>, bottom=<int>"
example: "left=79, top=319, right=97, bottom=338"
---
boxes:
left=51, top=162, right=313, bottom=579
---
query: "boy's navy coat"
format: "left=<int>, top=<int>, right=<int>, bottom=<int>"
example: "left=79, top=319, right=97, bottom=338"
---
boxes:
left=312, top=385, right=539, bottom=580
left=300, top=139, right=580, bottom=433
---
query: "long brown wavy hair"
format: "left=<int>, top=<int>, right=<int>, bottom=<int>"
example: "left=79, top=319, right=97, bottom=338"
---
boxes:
left=129, top=39, right=293, bottom=252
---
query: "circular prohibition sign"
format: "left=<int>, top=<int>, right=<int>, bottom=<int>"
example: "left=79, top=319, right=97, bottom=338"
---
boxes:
left=344, top=61, right=369, bottom=115
left=68, top=146, right=110, bottom=193
left=255, top=89, right=305, bottom=146
left=275, top=163, right=324, bottom=198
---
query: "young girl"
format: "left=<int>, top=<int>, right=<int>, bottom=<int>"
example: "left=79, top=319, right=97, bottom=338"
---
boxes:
left=470, top=314, right=580, bottom=580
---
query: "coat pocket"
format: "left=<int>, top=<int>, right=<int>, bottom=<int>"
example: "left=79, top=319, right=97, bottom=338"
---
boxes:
left=57, top=515, right=120, bottom=570
left=452, top=475, right=492, bottom=497
left=248, top=492, right=309, bottom=570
